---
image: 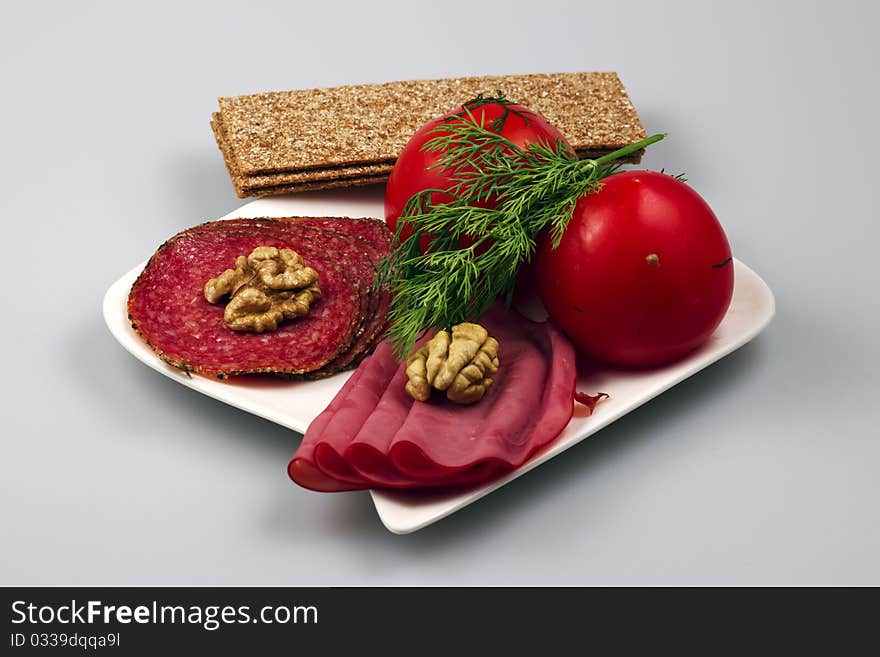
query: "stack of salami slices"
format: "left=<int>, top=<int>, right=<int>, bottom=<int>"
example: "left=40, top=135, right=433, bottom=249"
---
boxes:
left=289, top=305, right=578, bottom=491
left=127, top=217, right=391, bottom=379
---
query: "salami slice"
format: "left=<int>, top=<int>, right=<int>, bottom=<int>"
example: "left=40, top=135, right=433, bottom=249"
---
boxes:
left=281, top=218, right=392, bottom=376
left=187, top=222, right=372, bottom=341
left=128, top=224, right=361, bottom=377
left=189, top=218, right=391, bottom=377
left=279, top=217, right=392, bottom=255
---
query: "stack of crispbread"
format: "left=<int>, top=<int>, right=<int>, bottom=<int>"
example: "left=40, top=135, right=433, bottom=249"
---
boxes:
left=212, top=72, right=647, bottom=198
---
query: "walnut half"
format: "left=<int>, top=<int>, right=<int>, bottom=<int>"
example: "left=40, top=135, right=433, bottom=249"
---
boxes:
left=405, top=322, right=500, bottom=404
left=204, top=246, right=321, bottom=332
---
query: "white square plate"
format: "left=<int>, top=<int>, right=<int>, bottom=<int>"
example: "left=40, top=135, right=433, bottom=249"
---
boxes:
left=103, top=189, right=775, bottom=533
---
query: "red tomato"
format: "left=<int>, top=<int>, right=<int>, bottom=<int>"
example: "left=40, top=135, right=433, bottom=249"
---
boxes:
left=536, top=171, right=734, bottom=367
left=385, top=101, right=570, bottom=252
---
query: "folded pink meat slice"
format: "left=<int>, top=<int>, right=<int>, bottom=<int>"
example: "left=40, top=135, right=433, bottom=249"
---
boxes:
left=288, top=342, right=399, bottom=491
left=388, top=306, right=576, bottom=479
left=341, top=352, right=504, bottom=489
left=288, top=306, right=577, bottom=492
left=344, top=366, right=418, bottom=486
left=312, top=342, right=400, bottom=485
left=287, top=364, right=367, bottom=492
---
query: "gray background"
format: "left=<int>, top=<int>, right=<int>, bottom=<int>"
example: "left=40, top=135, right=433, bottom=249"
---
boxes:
left=2, top=0, right=878, bottom=585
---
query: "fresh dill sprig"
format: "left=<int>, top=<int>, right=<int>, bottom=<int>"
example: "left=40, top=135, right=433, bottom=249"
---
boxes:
left=376, top=103, right=667, bottom=359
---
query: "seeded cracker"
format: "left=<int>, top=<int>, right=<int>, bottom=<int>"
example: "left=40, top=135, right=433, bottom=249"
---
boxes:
left=212, top=113, right=393, bottom=195
left=237, top=164, right=394, bottom=192
left=243, top=175, right=390, bottom=198
left=213, top=72, right=646, bottom=197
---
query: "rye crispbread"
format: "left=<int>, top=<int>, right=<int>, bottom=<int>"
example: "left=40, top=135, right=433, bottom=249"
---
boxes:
left=212, top=72, right=646, bottom=198
left=211, top=114, right=392, bottom=196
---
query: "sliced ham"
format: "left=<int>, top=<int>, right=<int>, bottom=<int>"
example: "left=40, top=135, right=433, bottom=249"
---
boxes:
left=312, top=341, right=400, bottom=485
left=391, top=305, right=576, bottom=477
left=288, top=305, right=577, bottom=491
left=345, top=366, right=419, bottom=487
left=287, top=364, right=367, bottom=492
left=288, top=342, right=398, bottom=492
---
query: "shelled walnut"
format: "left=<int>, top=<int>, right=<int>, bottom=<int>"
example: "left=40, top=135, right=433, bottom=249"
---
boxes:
left=405, top=322, right=500, bottom=404
left=204, top=246, right=321, bottom=332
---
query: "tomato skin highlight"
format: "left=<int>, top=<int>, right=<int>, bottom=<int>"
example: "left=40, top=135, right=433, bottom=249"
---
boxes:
left=536, top=171, right=734, bottom=367
left=384, top=102, right=570, bottom=252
